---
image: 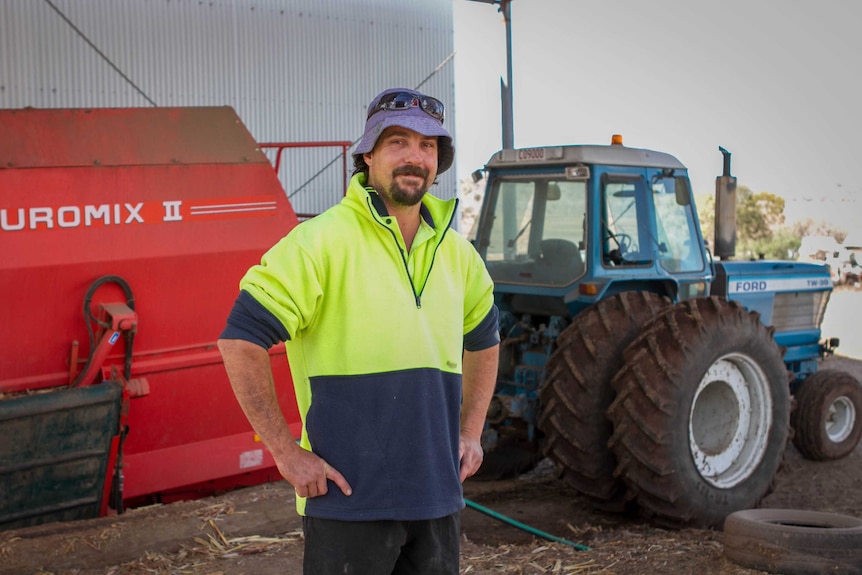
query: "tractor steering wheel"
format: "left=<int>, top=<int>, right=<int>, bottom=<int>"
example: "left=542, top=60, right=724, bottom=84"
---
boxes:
left=605, top=231, right=634, bottom=266
left=610, top=232, right=633, bottom=255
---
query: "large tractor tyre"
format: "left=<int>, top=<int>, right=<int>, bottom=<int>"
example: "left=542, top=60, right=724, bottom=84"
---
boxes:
left=538, top=291, right=670, bottom=511
left=792, top=369, right=862, bottom=461
left=724, top=508, right=862, bottom=574
left=607, top=297, right=791, bottom=529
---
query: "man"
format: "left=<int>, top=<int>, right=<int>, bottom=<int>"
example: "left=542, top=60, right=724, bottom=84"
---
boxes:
left=217, top=87, right=500, bottom=574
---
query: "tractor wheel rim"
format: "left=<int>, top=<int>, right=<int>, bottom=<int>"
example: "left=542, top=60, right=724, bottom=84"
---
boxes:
left=826, top=395, right=856, bottom=443
left=689, top=353, right=772, bottom=489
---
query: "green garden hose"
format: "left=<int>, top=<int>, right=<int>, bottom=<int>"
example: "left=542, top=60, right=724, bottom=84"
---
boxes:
left=464, top=498, right=591, bottom=551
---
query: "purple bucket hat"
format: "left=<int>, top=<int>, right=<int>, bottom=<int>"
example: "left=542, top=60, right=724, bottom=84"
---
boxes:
left=354, top=88, right=454, bottom=174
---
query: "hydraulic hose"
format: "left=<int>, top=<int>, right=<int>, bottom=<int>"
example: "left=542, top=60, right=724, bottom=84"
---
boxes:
left=70, top=275, right=135, bottom=514
left=71, top=275, right=135, bottom=387
left=464, top=498, right=591, bottom=551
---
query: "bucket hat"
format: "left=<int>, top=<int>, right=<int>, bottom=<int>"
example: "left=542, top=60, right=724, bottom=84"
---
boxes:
left=354, top=88, right=454, bottom=174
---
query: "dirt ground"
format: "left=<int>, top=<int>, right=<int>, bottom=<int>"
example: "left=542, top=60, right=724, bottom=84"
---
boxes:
left=3, top=290, right=862, bottom=575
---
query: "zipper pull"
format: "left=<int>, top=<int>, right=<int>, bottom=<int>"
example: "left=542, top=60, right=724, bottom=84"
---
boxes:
left=415, top=295, right=421, bottom=309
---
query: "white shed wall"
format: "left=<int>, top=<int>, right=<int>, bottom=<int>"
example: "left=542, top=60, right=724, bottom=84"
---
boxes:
left=0, top=0, right=456, bottom=213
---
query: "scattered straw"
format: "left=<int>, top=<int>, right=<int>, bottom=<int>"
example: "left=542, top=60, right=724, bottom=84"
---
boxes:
left=194, top=501, right=238, bottom=523
left=191, top=520, right=302, bottom=560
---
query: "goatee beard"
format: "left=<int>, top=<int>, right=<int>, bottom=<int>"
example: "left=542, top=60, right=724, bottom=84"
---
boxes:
left=388, top=166, right=430, bottom=207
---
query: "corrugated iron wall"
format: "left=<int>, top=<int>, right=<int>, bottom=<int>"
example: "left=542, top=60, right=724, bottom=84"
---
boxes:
left=0, top=0, right=456, bottom=214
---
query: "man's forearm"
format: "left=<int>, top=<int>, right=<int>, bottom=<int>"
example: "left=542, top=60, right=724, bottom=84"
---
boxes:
left=217, top=338, right=296, bottom=459
left=461, top=344, right=500, bottom=440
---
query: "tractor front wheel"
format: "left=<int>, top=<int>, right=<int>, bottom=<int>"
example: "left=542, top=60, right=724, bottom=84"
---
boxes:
left=792, top=369, right=862, bottom=461
left=608, top=297, right=790, bottom=529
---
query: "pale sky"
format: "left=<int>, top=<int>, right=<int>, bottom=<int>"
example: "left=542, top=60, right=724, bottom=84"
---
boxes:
left=452, top=0, right=862, bottom=233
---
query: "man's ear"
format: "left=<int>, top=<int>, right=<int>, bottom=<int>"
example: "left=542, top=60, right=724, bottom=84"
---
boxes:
left=363, top=152, right=373, bottom=166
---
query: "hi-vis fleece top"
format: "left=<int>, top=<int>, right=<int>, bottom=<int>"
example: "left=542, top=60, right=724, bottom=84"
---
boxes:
left=221, top=173, right=499, bottom=522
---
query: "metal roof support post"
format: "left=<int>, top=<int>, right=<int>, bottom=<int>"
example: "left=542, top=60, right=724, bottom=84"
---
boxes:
left=467, top=0, right=515, bottom=150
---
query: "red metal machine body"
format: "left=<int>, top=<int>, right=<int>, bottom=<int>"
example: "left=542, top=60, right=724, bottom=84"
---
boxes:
left=0, top=107, right=302, bottom=525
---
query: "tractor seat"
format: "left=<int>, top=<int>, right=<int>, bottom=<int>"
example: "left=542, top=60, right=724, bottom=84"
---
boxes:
left=536, top=239, right=585, bottom=284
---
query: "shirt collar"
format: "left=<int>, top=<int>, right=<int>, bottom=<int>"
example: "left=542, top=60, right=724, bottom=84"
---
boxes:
left=366, top=188, right=436, bottom=229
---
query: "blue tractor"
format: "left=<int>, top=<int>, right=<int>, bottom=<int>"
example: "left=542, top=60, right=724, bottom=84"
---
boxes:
left=471, top=138, right=862, bottom=528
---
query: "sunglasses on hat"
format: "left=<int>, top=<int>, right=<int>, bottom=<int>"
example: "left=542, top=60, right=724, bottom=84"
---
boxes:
left=367, top=91, right=445, bottom=123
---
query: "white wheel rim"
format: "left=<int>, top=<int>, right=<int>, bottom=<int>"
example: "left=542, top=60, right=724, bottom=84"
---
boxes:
left=826, top=395, right=856, bottom=443
left=689, top=353, right=773, bottom=489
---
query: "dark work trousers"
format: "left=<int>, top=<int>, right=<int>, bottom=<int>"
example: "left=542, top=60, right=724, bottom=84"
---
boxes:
left=302, top=513, right=460, bottom=575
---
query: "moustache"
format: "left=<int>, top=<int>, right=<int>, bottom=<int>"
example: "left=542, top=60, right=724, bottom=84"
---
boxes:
left=392, top=166, right=429, bottom=179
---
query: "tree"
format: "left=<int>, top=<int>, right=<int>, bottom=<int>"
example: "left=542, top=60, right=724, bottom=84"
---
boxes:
left=697, top=185, right=802, bottom=260
left=697, top=194, right=716, bottom=250
left=736, top=187, right=784, bottom=242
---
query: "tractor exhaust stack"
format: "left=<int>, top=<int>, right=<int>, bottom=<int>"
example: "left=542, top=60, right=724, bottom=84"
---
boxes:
left=714, top=145, right=738, bottom=260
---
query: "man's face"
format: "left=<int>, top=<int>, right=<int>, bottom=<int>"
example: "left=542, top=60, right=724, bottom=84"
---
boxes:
left=363, top=126, right=439, bottom=208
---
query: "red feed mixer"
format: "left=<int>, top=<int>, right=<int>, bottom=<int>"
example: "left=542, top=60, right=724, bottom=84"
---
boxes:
left=0, top=107, right=301, bottom=530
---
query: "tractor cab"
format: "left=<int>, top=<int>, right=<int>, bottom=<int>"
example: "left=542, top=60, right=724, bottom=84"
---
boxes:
left=473, top=138, right=712, bottom=320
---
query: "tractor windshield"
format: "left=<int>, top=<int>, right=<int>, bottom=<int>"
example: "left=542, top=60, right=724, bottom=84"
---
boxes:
left=481, top=177, right=587, bottom=286
left=602, top=178, right=651, bottom=266
left=599, top=173, right=705, bottom=273
left=652, top=175, right=705, bottom=273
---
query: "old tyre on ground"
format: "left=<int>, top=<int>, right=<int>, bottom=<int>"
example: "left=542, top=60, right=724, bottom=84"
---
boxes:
left=724, top=508, right=862, bottom=574
left=607, top=297, right=791, bottom=529
left=792, top=369, right=862, bottom=461
left=538, top=291, right=670, bottom=511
